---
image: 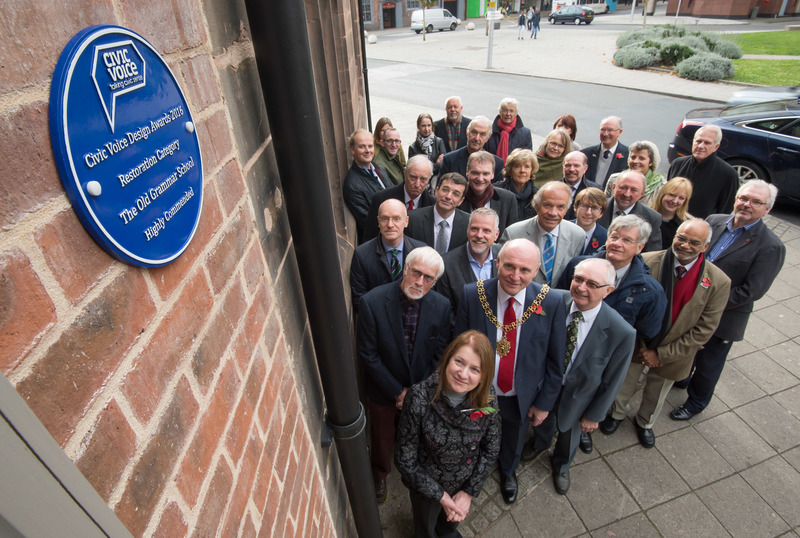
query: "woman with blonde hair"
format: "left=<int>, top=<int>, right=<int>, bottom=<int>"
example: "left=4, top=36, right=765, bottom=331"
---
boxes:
left=605, top=140, right=665, bottom=206
left=396, top=330, right=500, bottom=538
left=534, top=128, right=572, bottom=187
left=651, top=177, right=693, bottom=249
left=494, top=148, right=539, bottom=220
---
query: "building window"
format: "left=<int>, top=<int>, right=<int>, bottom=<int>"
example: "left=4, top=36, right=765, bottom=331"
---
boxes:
left=407, top=0, right=421, bottom=8
left=363, top=0, right=373, bottom=22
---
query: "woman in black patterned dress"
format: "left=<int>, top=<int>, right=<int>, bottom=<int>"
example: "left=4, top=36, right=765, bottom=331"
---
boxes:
left=395, top=330, right=500, bottom=538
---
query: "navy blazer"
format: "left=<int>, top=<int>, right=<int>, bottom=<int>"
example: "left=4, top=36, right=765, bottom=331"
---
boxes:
left=434, top=116, right=472, bottom=153
left=706, top=214, right=786, bottom=341
left=350, top=235, right=427, bottom=313
left=570, top=220, right=607, bottom=255
left=363, top=183, right=435, bottom=242
left=581, top=142, right=629, bottom=188
left=358, top=282, right=452, bottom=406
left=455, top=279, right=566, bottom=419
left=561, top=177, right=603, bottom=221
left=406, top=206, right=469, bottom=253
left=597, top=199, right=662, bottom=253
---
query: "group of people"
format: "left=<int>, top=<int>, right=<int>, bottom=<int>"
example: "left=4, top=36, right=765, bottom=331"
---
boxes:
left=342, top=96, right=786, bottom=537
left=517, top=6, right=542, bottom=40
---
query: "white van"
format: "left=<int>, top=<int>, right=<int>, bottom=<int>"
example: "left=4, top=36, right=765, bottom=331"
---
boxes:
left=410, top=9, right=460, bottom=33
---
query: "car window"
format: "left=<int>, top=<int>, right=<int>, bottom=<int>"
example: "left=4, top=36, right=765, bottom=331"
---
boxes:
left=745, top=118, right=795, bottom=134
left=785, top=120, right=800, bottom=139
left=443, top=10, right=452, bottom=16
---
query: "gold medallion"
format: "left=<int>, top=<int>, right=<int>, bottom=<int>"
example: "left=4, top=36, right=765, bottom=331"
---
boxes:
left=497, top=337, right=511, bottom=358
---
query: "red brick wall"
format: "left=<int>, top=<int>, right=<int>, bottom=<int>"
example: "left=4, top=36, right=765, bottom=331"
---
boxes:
left=1, top=0, right=360, bottom=535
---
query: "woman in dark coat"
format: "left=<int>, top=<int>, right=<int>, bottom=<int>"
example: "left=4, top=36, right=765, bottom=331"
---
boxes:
left=494, top=147, right=539, bottom=221
left=408, top=113, right=448, bottom=181
left=396, top=330, right=500, bottom=538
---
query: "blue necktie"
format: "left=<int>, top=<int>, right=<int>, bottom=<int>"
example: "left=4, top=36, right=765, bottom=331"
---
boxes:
left=543, top=233, right=555, bottom=284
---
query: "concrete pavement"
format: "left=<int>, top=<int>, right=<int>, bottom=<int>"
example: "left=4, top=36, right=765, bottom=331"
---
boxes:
left=368, top=11, right=800, bottom=537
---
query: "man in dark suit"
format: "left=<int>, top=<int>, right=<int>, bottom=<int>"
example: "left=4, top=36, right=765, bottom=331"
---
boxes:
left=434, top=95, right=472, bottom=153
left=597, top=170, right=662, bottom=252
left=358, top=246, right=451, bottom=503
left=602, top=219, right=730, bottom=448
left=670, top=180, right=786, bottom=421
left=439, top=116, right=504, bottom=184
left=436, top=207, right=501, bottom=315
left=406, top=172, right=469, bottom=254
left=559, top=151, right=602, bottom=221
left=342, top=129, right=392, bottom=242
left=456, top=238, right=566, bottom=504
left=457, top=150, right=518, bottom=236
left=363, top=155, right=436, bottom=242
left=522, top=258, right=635, bottom=494
left=581, top=116, right=629, bottom=188
left=350, top=199, right=426, bottom=312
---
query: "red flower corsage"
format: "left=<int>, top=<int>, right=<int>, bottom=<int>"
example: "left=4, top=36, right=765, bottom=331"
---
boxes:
left=533, top=304, right=544, bottom=315
left=615, top=152, right=624, bottom=159
left=469, top=410, right=485, bottom=420
left=701, top=276, right=711, bottom=289
left=464, top=406, right=499, bottom=421
left=591, top=239, right=599, bottom=249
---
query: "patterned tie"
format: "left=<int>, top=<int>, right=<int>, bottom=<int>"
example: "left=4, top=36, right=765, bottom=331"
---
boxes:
left=407, top=199, right=414, bottom=211
left=564, top=310, right=584, bottom=373
left=497, top=298, right=516, bottom=393
left=390, top=249, right=401, bottom=280
left=436, top=221, right=449, bottom=255
left=543, top=233, right=555, bottom=284
left=614, top=209, right=625, bottom=218
left=675, top=266, right=687, bottom=280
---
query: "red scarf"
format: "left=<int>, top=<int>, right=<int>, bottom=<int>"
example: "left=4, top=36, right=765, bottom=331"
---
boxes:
left=672, top=253, right=702, bottom=323
left=496, top=116, right=517, bottom=163
left=466, top=183, right=494, bottom=210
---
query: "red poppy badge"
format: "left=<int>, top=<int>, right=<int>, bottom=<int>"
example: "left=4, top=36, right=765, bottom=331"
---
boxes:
left=591, top=239, right=599, bottom=249
left=615, top=152, right=624, bottom=159
left=701, top=277, right=711, bottom=289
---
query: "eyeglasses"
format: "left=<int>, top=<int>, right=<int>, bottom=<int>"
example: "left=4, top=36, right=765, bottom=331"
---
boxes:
left=736, top=195, right=766, bottom=208
left=577, top=204, right=602, bottom=213
left=378, top=216, right=404, bottom=224
left=600, top=128, right=620, bottom=134
left=674, top=234, right=703, bottom=248
left=383, top=139, right=401, bottom=145
left=408, top=268, right=436, bottom=285
left=548, top=141, right=565, bottom=150
left=572, top=275, right=611, bottom=290
left=607, top=233, right=637, bottom=246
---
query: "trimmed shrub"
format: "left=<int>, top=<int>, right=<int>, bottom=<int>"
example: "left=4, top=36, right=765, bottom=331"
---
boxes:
left=712, top=39, right=743, bottom=59
left=676, top=52, right=735, bottom=81
left=616, top=28, right=659, bottom=48
left=681, top=34, right=710, bottom=52
left=660, top=42, right=696, bottom=65
left=614, top=45, right=660, bottom=69
left=642, top=39, right=662, bottom=50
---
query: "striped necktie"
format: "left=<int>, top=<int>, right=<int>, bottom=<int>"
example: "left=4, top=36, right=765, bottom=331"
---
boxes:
left=390, top=249, right=401, bottom=280
left=543, top=233, right=555, bottom=284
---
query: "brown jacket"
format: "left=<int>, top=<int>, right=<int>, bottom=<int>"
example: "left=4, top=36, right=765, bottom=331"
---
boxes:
left=640, top=250, right=731, bottom=381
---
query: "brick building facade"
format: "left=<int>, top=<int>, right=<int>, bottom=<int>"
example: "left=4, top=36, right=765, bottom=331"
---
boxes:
left=1, top=0, right=367, bottom=535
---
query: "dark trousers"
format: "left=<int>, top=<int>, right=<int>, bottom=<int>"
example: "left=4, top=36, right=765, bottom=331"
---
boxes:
left=551, top=426, right=582, bottom=475
left=369, top=399, right=399, bottom=481
left=683, top=336, right=735, bottom=415
left=409, top=490, right=461, bottom=538
left=497, top=395, right=528, bottom=476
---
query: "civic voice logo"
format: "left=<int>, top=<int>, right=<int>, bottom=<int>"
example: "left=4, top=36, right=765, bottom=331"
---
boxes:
left=92, top=40, right=146, bottom=133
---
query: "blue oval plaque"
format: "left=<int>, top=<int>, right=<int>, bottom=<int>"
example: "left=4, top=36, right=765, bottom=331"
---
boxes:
left=50, top=25, right=203, bottom=267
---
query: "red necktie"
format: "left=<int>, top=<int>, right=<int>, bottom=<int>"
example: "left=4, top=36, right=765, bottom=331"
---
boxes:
left=407, top=200, right=414, bottom=211
left=497, top=298, right=516, bottom=393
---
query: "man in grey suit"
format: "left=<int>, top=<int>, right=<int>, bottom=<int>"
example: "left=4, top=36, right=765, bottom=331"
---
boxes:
left=436, top=207, right=501, bottom=315
left=670, top=180, right=786, bottom=420
left=406, top=172, right=469, bottom=254
left=501, top=182, right=585, bottom=286
left=523, top=258, right=635, bottom=494
left=597, top=170, right=662, bottom=252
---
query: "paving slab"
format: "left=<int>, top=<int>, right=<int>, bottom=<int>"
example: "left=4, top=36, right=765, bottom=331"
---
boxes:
left=743, top=315, right=794, bottom=350
left=510, top=482, right=585, bottom=537
left=605, top=445, right=690, bottom=509
left=729, top=351, right=798, bottom=396
left=753, top=303, right=800, bottom=339
left=741, top=455, right=800, bottom=527
left=563, top=459, right=639, bottom=530
left=695, top=411, right=776, bottom=471
left=714, top=358, right=768, bottom=408
left=735, top=397, right=800, bottom=453
left=773, top=385, right=800, bottom=420
left=480, top=512, right=523, bottom=538
left=657, top=427, right=736, bottom=489
left=763, top=340, right=800, bottom=380
left=696, top=474, right=790, bottom=537
left=589, top=512, right=659, bottom=538
left=647, top=492, right=730, bottom=537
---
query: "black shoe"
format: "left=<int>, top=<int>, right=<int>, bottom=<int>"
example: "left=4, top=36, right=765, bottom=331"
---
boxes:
left=500, top=472, right=518, bottom=504
left=672, top=378, right=689, bottom=390
left=635, top=423, right=655, bottom=448
left=553, top=469, right=570, bottom=495
left=579, top=432, right=593, bottom=454
left=374, top=479, right=387, bottom=504
left=521, top=439, right=548, bottom=462
left=599, top=415, right=622, bottom=435
left=669, top=406, right=694, bottom=421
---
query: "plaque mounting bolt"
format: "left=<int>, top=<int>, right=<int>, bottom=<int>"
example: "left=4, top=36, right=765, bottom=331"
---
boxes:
left=87, top=181, right=102, bottom=197
left=184, top=121, right=195, bottom=133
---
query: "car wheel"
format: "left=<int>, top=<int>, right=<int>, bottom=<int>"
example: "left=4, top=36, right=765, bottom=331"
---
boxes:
left=450, top=22, right=457, bottom=30
left=426, top=24, right=434, bottom=33
left=574, top=17, right=581, bottom=24
left=415, top=30, right=421, bottom=34
left=550, top=17, right=556, bottom=23
left=728, top=159, right=768, bottom=184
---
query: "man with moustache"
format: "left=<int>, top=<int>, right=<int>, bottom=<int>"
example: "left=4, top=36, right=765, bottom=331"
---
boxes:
left=601, top=219, right=730, bottom=448
left=457, top=151, right=518, bottom=236
left=406, top=172, right=469, bottom=254
left=597, top=170, right=662, bottom=252
left=439, top=116, right=504, bottom=183
left=581, top=116, right=629, bottom=188
left=343, top=128, right=392, bottom=241
left=558, top=151, right=601, bottom=221
left=436, top=207, right=501, bottom=315
left=434, top=96, right=472, bottom=153
left=456, top=239, right=566, bottom=504
left=358, top=246, right=451, bottom=503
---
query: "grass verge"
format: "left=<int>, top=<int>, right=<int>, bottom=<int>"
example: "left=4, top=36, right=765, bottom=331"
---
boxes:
left=729, top=59, right=800, bottom=85
left=723, top=31, right=800, bottom=56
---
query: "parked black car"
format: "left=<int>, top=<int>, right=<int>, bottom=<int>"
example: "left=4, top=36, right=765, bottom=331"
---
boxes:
left=667, top=99, right=800, bottom=203
left=548, top=5, right=594, bottom=24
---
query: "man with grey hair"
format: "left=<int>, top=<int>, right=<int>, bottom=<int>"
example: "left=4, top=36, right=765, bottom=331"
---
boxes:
left=670, top=180, right=785, bottom=421
left=557, top=214, right=667, bottom=454
left=434, top=96, right=472, bottom=153
left=439, top=116, right=504, bottom=183
left=598, top=170, right=662, bottom=252
left=358, top=246, right=451, bottom=503
left=602, top=218, right=730, bottom=448
left=523, top=258, right=636, bottom=495
left=667, top=124, right=738, bottom=218
left=501, top=181, right=585, bottom=285
left=581, top=116, right=629, bottom=187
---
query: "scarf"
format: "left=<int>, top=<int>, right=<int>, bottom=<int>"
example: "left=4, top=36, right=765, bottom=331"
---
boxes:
left=644, top=169, right=665, bottom=198
left=466, top=183, right=494, bottom=210
left=496, top=116, right=517, bottom=163
left=416, top=132, right=436, bottom=157
left=534, top=150, right=565, bottom=188
left=655, top=249, right=704, bottom=345
left=502, top=178, right=535, bottom=220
